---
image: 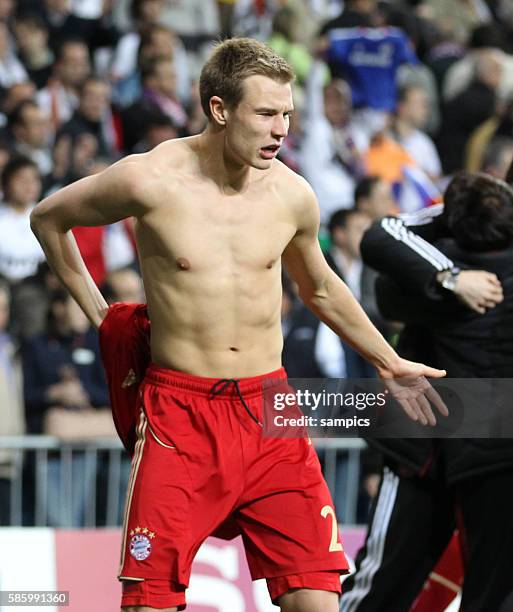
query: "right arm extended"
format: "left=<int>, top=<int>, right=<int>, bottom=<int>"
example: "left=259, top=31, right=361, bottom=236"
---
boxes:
left=30, top=156, right=150, bottom=329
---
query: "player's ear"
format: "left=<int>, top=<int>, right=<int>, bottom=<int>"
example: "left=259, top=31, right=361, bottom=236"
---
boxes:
left=210, top=96, right=228, bottom=126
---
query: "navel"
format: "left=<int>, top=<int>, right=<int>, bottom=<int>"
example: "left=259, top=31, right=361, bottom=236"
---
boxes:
left=229, top=347, right=239, bottom=352
left=176, top=257, right=191, bottom=271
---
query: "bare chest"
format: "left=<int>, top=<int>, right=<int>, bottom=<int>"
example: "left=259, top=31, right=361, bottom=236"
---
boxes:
left=137, top=186, right=296, bottom=273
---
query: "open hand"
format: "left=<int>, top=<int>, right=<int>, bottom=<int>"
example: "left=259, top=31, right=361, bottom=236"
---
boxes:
left=378, top=358, right=449, bottom=426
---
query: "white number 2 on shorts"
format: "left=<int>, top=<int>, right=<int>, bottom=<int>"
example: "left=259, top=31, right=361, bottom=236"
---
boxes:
left=321, top=505, right=344, bottom=552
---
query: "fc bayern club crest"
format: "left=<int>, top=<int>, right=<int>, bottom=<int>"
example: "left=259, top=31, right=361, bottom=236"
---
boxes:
left=130, top=534, right=152, bottom=561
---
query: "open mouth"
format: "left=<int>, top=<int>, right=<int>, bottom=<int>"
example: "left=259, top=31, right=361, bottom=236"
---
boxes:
left=260, top=144, right=280, bottom=159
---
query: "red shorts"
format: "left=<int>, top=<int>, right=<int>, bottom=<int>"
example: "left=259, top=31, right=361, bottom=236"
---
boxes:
left=119, top=364, right=348, bottom=609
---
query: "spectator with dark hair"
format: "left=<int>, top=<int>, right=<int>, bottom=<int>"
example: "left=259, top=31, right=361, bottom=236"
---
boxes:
left=54, top=76, right=118, bottom=163
left=36, top=38, right=91, bottom=129
left=121, top=55, right=188, bottom=153
left=13, top=13, right=54, bottom=89
left=354, top=175, right=396, bottom=221
left=441, top=171, right=513, bottom=252
left=326, top=209, right=372, bottom=306
left=0, top=81, right=36, bottom=123
left=8, top=100, right=53, bottom=176
left=138, top=56, right=187, bottom=128
left=0, top=156, right=46, bottom=337
left=133, top=109, right=179, bottom=152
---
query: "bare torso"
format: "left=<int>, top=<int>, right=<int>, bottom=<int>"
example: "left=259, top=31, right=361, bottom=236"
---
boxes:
left=134, top=137, right=300, bottom=377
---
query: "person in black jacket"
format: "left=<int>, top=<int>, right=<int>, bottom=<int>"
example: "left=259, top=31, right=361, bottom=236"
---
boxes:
left=23, top=287, right=109, bottom=434
left=341, top=171, right=513, bottom=612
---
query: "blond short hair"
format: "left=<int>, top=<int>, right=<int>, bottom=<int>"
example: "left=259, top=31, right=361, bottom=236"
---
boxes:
left=199, top=37, right=295, bottom=119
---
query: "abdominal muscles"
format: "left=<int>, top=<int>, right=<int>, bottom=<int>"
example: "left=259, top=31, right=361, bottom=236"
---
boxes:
left=143, top=259, right=284, bottom=377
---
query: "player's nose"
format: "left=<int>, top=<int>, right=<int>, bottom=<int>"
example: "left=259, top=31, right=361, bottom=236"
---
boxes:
left=271, top=115, right=288, bottom=139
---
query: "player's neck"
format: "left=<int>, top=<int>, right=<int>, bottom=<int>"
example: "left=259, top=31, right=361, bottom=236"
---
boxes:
left=198, top=126, right=252, bottom=194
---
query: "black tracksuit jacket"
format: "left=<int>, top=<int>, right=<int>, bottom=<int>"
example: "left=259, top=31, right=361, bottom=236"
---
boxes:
left=360, top=204, right=513, bottom=482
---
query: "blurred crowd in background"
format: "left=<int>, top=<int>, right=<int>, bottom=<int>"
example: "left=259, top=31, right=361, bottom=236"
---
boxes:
left=2, top=0, right=513, bottom=527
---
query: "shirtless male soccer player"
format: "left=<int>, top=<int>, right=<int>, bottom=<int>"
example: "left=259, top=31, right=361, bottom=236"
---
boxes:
left=31, top=39, right=447, bottom=612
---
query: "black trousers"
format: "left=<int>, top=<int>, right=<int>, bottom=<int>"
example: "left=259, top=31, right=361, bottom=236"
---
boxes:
left=340, top=463, right=513, bottom=612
